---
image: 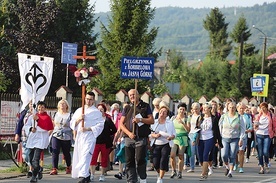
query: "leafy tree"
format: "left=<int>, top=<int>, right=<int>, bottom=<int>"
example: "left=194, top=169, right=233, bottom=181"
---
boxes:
left=229, top=15, right=252, bottom=56
left=3, top=0, right=59, bottom=93
left=51, top=0, right=98, bottom=95
left=2, top=0, right=97, bottom=95
left=152, top=82, right=168, bottom=97
left=203, top=7, right=232, bottom=61
left=95, top=0, right=161, bottom=99
left=266, top=46, right=276, bottom=104
left=0, top=71, right=11, bottom=92
left=163, top=49, right=185, bottom=83
left=180, top=62, right=204, bottom=99
left=0, top=0, right=18, bottom=92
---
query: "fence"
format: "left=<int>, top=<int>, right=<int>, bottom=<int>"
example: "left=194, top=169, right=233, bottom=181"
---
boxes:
left=0, top=93, right=82, bottom=139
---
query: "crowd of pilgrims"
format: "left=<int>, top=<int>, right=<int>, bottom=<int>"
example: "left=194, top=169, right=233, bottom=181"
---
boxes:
left=15, top=96, right=276, bottom=183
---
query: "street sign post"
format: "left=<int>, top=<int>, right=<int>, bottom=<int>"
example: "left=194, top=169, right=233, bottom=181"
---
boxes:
left=120, top=56, right=154, bottom=79
left=120, top=56, right=154, bottom=133
left=61, top=42, right=78, bottom=65
left=61, top=42, right=78, bottom=87
left=251, top=74, right=269, bottom=97
left=250, top=77, right=263, bottom=92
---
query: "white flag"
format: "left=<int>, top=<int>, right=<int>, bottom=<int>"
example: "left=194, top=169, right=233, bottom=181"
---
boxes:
left=18, top=53, right=54, bottom=111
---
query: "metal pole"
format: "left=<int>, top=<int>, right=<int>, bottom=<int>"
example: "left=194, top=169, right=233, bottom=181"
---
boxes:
left=252, top=25, right=267, bottom=74
left=66, top=64, right=69, bottom=87
left=252, top=25, right=267, bottom=102
left=261, top=37, right=267, bottom=74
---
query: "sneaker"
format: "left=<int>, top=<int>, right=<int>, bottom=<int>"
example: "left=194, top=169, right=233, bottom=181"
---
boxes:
left=99, top=175, right=105, bottom=182
left=140, top=178, right=147, bottom=183
left=265, top=166, right=270, bottom=173
left=78, top=176, right=90, bottom=183
left=170, top=171, right=177, bottom=178
left=27, top=171, right=33, bottom=178
left=177, top=172, right=182, bottom=179
left=66, top=166, right=71, bottom=174
left=224, top=169, right=229, bottom=176
left=199, top=175, right=207, bottom=181
left=114, top=172, right=123, bottom=180
left=245, top=158, right=249, bottom=163
left=114, top=161, right=119, bottom=165
left=187, top=169, right=194, bottom=173
left=208, top=167, right=213, bottom=175
left=147, top=166, right=155, bottom=171
left=30, top=176, right=37, bottom=182
left=239, top=168, right=244, bottom=173
left=90, top=174, right=94, bottom=182
left=227, top=173, right=232, bottom=178
left=50, top=168, right=58, bottom=175
left=233, top=164, right=238, bottom=171
left=157, top=177, right=163, bottom=183
left=37, top=167, right=43, bottom=180
left=183, top=165, right=187, bottom=170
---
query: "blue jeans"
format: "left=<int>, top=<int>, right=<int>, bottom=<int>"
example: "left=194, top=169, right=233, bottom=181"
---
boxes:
left=188, top=133, right=198, bottom=170
left=221, top=138, right=239, bottom=165
left=256, top=134, right=271, bottom=166
left=198, top=138, right=214, bottom=162
left=22, top=141, right=31, bottom=166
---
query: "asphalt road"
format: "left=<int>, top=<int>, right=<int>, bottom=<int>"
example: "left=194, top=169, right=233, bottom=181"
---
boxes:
left=0, top=154, right=276, bottom=183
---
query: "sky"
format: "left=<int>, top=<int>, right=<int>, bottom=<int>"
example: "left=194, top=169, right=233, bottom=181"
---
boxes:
left=90, top=0, right=276, bottom=13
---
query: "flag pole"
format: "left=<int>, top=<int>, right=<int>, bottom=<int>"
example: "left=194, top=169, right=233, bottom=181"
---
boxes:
left=132, top=79, right=138, bottom=133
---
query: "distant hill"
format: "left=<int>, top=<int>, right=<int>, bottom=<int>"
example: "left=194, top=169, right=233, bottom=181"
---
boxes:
left=94, top=2, right=276, bottom=60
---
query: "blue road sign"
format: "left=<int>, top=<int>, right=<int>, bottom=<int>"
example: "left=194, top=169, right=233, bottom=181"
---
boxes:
left=250, top=77, right=264, bottom=92
left=121, top=56, right=154, bottom=79
left=61, top=42, right=78, bottom=64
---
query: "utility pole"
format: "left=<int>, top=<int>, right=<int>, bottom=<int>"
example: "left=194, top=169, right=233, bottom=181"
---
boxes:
left=252, top=25, right=267, bottom=102
left=238, top=32, right=244, bottom=92
left=253, top=25, right=267, bottom=74
left=261, top=37, right=267, bottom=74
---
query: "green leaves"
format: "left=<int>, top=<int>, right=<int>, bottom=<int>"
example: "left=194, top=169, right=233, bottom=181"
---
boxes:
left=0, top=71, right=11, bottom=92
left=95, top=0, right=161, bottom=98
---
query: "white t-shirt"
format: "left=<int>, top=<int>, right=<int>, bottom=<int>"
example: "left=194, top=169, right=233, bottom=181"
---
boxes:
left=256, top=115, right=269, bottom=135
left=200, top=117, right=213, bottom=140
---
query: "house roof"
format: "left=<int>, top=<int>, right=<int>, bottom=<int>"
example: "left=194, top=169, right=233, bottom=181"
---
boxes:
left=162, top=92, right=173, bottom=99
left=55, top=85, right=73, bottom=93
left=93, top=87, right=103, bottom=95
left=142, top=91, right=154, bottom=98
left=267, top=53, right=276, bottom=59
left=116, top=89, right=128, bottom=95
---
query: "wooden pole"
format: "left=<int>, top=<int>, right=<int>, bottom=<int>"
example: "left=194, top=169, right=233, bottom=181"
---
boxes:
left=81, top=83, right=86, bottom=127
left=132, top=79, right=138, bottom=133
left=73, top=45, right=96, bottom=127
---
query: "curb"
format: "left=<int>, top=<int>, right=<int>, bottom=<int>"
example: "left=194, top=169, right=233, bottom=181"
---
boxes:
left=0, top=173, right=25, bottom=180
left=0, top=169, right=51, bottom=180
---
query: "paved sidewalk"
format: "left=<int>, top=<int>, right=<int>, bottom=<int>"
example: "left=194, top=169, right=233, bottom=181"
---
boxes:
left=0, top=154, right=52, bottom=180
